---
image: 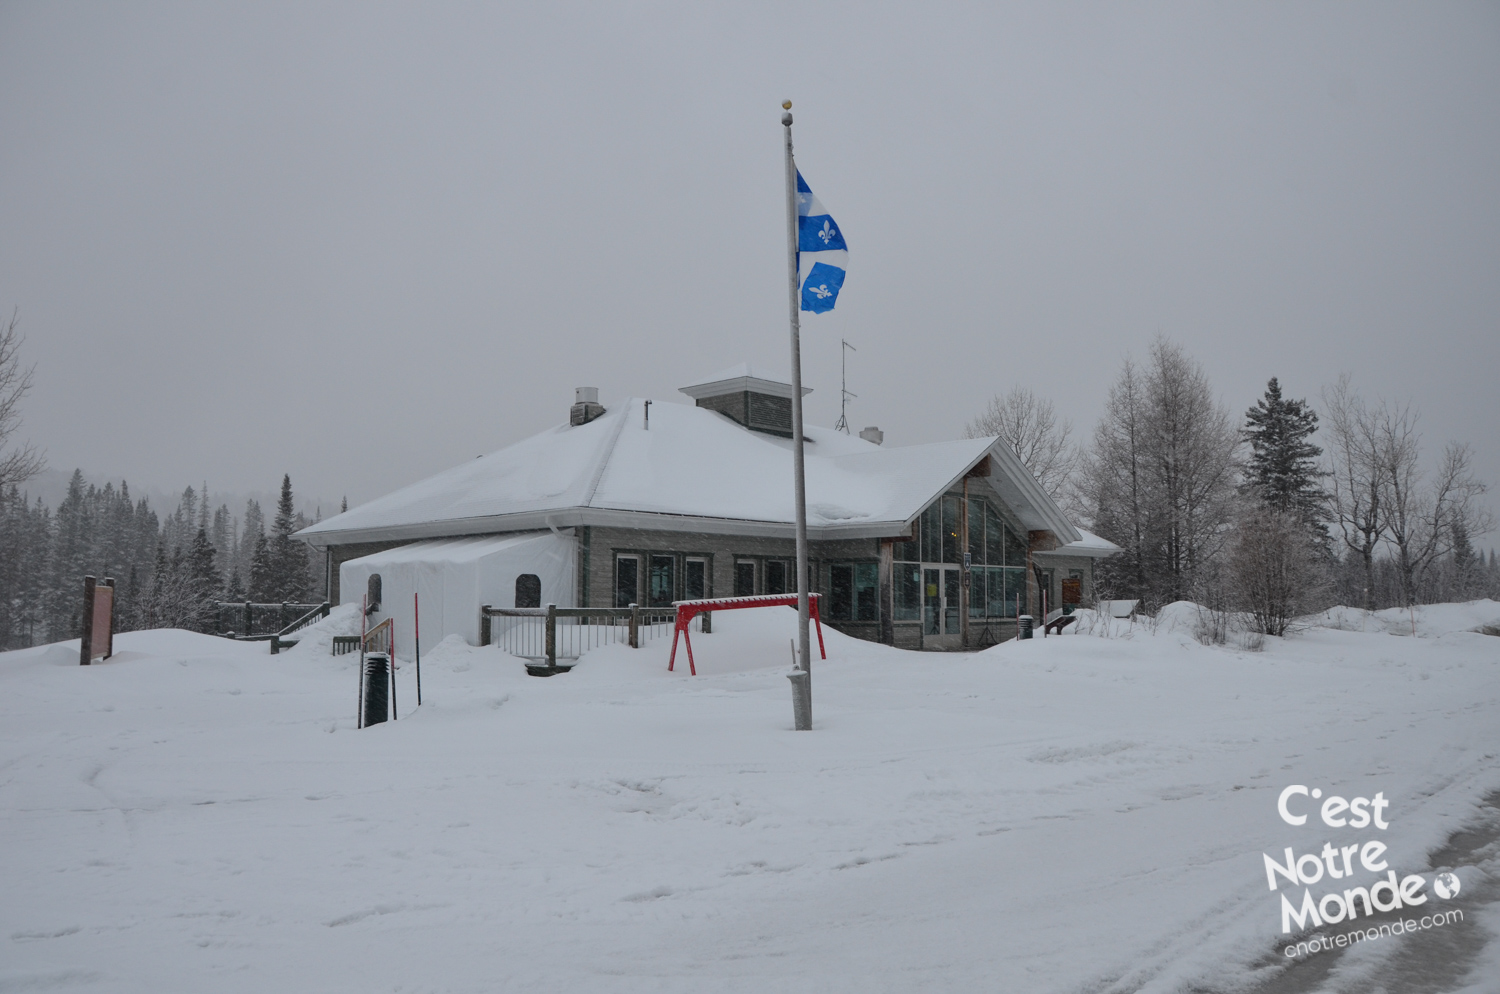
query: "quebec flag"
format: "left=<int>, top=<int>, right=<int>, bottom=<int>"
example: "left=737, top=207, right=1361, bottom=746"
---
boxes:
left=796, top=170, right=848, bottom=313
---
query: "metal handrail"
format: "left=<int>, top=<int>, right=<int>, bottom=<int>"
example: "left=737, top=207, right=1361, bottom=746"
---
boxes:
left=480, top=602, right=681, bottom=672
left=270, top=602, right=331, bottom=654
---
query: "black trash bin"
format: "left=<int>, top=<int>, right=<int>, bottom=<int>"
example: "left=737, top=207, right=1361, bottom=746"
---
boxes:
left=363, top=653, right=390, bottom=727
left=1017, top=615, right=1034, bottom=640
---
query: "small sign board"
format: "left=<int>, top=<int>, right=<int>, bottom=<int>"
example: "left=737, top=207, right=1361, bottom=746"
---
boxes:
left=1061, top=577, right=1082, bottom=606
left=79, top=575, right=115, bottom=665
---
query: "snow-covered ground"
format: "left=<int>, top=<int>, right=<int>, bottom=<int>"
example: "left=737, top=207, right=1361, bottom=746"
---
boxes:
left=3, top=602, right=1499, bottom=993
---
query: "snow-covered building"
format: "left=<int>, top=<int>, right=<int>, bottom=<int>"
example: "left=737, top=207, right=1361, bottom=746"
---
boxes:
left=297, top=366, right=1118, bottom=651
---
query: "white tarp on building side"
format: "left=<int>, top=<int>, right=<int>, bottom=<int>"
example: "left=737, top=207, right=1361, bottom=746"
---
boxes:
left=339, top=531, right=576, bottom=657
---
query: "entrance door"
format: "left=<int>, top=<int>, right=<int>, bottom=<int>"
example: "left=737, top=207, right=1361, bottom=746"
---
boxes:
left=922, top=566, right=963, bottom=645
left=923, top=568, right=942, bottom=635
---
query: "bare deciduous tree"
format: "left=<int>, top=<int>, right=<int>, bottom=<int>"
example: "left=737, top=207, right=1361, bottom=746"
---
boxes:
left=963, top=386, right=1075, bottom=498
left=1147, top=339, right=1241, bottom=602
left=1381, top=433, right=1489, bottom=606
left=1231, top=506, right=1320, bottom=636
left=1078, top=358, right=1151, bottom=601
left=0, top=311, right=45, bottom=490
left=1323, top=375, right=1385, bottom=611
left=1325, top=374, right=1491, bottom=608
left=1077, top=338, right=1240, bottom=607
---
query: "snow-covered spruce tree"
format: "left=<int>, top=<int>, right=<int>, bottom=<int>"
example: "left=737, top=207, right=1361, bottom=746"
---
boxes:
left=1446, top=513, right=1477, bottom=602
left=248, top=532, right=274, bottom=602
left=238, top=499, right=264, bottom=590
left=43, top=470, right=92, bottom=639
left=187, top=527, right=223, bottom=632
left=1242, top=378, right=1327, bottom=528
left=140, top=542, right=200, bottom=630
left=269, top=474, right=310, bottom=602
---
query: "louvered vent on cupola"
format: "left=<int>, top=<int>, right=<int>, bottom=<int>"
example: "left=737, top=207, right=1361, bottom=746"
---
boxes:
left=678, top=363, right=812, bottom=439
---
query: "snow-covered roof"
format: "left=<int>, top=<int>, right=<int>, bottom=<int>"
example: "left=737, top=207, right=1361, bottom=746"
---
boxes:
left=1033, top=528, right=1123, bottom=559
left=297, top=398, right=1083, bottom=547
left=678, top=363, right=811, bottom=401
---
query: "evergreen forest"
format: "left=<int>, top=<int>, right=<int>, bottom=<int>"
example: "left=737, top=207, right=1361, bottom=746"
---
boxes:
left=0, top=471, right=322, bottom=650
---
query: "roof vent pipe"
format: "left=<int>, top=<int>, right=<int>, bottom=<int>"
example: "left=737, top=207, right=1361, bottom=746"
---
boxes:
left=570, top=387, right=605, bottom=427
left=859, top=426, right=884, bottom=445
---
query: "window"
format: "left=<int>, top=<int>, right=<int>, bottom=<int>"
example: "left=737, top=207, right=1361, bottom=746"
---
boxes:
left=648, top=554, right=676, bottom=607
left=515, top=573, right=541, bottom=609
left=895, top=564, right=922, bottom=621
left=830, top=564, right=853, bottom=619
left=969, top=568, right=985, bottom=618
left=734, top=560, right=756, bottom=597
left=685, top=558, right=708, bottom=601
left=942, top=496, right=961, bottom=564
left=854, top=563, right=878, bottom=620
left=920, top=503, right=941, bottom=563
left=893, top=533, right=920, bottom=564
left=829, top=563, right=879, bottom=622
left=985, top=504, right=1005, bottom=565
left=968, top=499, right=985, bottom=565
left=614, top=555, right=639, bottom=607
left=1006, top=522, right=1028, bottom=566
left=766, top=560, right=789, bottom=595
left=984, top=566, right=1023, bottom=618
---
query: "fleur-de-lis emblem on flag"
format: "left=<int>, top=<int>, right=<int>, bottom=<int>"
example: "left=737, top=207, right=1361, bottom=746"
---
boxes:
left=818, top=220, right=837, bottom=245
left=810, top=284, right=833, bottom=299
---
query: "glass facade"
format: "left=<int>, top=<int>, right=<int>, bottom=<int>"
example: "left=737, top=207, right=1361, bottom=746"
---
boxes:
left=891, top=493, right=1028, bottom=621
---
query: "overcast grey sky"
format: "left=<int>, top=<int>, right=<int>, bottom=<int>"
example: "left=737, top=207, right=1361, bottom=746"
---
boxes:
left=2, top=3, right=1497, bottom=528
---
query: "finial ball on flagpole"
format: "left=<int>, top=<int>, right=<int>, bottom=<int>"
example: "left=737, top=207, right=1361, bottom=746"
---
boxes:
left=782, top=99, right=792, bottom=109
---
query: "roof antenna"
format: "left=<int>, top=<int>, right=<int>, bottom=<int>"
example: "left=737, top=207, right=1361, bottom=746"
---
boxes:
left=833, top=339, right=857, bottom=433
left=643, top=399, right=651, bottom=430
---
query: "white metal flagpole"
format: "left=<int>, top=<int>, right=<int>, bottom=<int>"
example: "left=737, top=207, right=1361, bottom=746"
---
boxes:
left=781, top=100, right=812, bottom=730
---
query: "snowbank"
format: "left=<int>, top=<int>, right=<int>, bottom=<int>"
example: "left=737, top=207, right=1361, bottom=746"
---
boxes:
left=2, top=607, right=1497, bottom=992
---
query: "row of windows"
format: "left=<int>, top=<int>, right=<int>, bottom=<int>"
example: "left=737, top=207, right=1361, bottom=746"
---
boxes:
left=613, top=553, right=710, bottom=608
left=893, top=495, right=1028, bottom=567
left=610, top=549, right=1042, bottom=622
left=613, top=553, right=817, bottom=609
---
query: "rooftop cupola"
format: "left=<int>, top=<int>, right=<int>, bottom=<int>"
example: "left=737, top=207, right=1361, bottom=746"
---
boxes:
left=679, top=363, right=812, bottom=438
left=570, top=386, right=605, bottom=426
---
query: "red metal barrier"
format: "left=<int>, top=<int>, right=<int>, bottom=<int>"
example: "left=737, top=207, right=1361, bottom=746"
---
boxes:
left=667, top=593, right=825, bottom=676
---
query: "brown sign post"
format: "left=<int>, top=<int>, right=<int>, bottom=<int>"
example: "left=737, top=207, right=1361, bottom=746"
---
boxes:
left=79, top=575, right=116, bottom=665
